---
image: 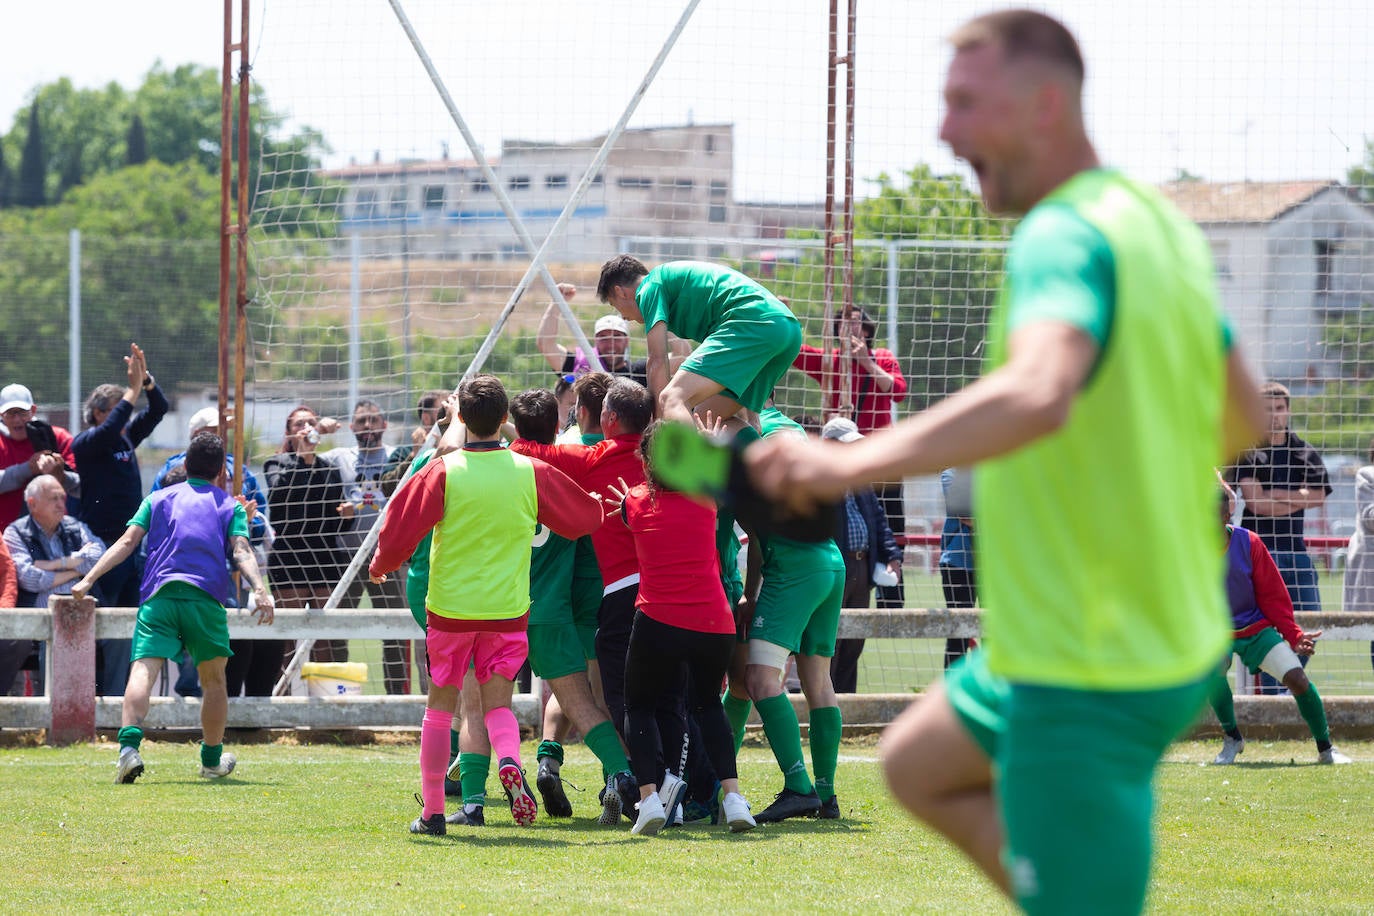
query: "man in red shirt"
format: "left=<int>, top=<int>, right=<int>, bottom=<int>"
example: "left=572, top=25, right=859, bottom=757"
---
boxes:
left=792, top=307, right=907, bottom=436
left=0, top=383, right=79, bottom=529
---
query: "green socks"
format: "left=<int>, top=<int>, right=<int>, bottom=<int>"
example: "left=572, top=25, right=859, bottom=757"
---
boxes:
left=537, top=739, right=565, bottom=765
left=117, top=725, right=143, bottom=751
left=723, top=692, right=752, bottom=754
left=584, top=721, right=630, bottom=779
left=809, top=705, right=842, bottom=802
left=1207, top=672, right=1238, bottom=734
left=200, top=742, right=223, bottom=769
left=459, top=752, right=490, bottom=806
left=1294, top=682, right=1330, bottom=747
left=756, top=694, right=813, bottom=794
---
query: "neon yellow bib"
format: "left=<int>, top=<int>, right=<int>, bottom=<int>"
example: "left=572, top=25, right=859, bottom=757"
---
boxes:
left=426, top=448, right=539, bottom=621
left=978, top=170, right=1230, bottom=689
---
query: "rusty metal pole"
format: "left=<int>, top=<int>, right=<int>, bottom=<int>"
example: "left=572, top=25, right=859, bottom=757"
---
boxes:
left=822, top=0, right=839, bottom=418
left=218, top=0, right=234, bottom=433
left=233, top=0, right=250, bottom=498
left=844, top=0, right=857, bottom=325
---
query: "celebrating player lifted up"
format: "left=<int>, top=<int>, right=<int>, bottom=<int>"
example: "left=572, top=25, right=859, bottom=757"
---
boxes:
left=596, top=256, right=800, bottom=429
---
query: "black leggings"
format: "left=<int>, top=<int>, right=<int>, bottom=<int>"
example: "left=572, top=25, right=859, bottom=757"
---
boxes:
left=623, top=611, right=738, bottom=789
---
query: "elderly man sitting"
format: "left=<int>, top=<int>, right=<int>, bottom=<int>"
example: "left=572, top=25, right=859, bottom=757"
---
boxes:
left=4, top=475, right=105, bottom=692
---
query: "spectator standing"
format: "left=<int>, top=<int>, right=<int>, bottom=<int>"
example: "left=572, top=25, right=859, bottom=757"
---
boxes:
left=820, top=417, right=902, bottom=695
left=795, top=307, right=911, bottom=610
left=0, top=382, right=80, bottom=530
left=1233, top=382, right=1330, bottom=612
left=322, top=400, right=414, bottom=692
left=537, top=282, right=650, bottom=388
left=938, top=467, right=977, bottom=667
left=72, top=343, right=168, bottom=696
left=262, top=406, right=348, bottom=679
left=379, top=389, right=449, bottom=497
left=1233, top=382, right=1330, bottom=692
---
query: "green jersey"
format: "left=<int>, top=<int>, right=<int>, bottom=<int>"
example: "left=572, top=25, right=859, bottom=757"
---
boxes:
left=977, top=169, right=1231, bottom=690
left=757, top=408, right=845, bottom=574
left=636, top=261, right=791, bottom=342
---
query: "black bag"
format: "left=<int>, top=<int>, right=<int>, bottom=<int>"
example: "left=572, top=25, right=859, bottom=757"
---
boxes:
left=24, top=419, right=60, bottom=455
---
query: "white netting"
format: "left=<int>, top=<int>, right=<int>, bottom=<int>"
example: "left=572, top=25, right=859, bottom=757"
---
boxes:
left=243, top=0, right=1374, bottom=696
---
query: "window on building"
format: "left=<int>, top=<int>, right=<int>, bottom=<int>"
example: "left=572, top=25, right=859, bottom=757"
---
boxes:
left=423, top=185, right=445, bottom=210
left=591, top=173, right=604, bottom=186
left=617, top=176, right=653, bottom=190
left=705, top=134, right=716, bottom=154
left=471, top=177, right=491, bottom=194
left=668, top=178, right=695, bottom=192
left=1315, top=239, right=1335, bottom=294
left=545, top=174, right=569, bottom=190
left=709, top=204, right=727, bottom=223
left=1209, top=240, right=1231, bottom=281
left=708, top=244, right=727, bottom=259
left=389, top=186, right=407, bottom=217
left=508, top=175, right=531, bottom=191
left=354, top=189, right=379, bottom=220
left=709, top=180, right=728, bottom=198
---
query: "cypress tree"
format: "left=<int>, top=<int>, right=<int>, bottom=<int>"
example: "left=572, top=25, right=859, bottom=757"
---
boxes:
left=16, top=104, right=46, bottom=207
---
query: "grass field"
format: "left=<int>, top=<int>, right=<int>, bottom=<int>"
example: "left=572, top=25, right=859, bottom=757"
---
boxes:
left=1, top=737, right=1370, bottom=913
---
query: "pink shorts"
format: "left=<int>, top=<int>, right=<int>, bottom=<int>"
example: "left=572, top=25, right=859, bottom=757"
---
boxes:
left=426, top=628, right=529, bottom=688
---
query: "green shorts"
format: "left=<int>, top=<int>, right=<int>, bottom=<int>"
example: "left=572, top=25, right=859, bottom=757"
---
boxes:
left=527, top=621, right=597, bottom=680
left=1232, top=627, right=1285, bottom=675
left=406, top=574, right=429, bottom=630
left=750, top=545, right=845, bottom=657
left=680, top=309, right=802, bottom=413
left=130, top=581, right=232, bottom=666
left=945, top=649, right=1210, bottom=916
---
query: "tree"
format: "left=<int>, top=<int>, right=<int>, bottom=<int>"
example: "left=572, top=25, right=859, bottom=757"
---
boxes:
left=0, top=161, right=222, bottom=399
left=0, top=137, right=11, bottom=208
left=125, top=114, right=147, bottom=166
left=16, top=105, right=46, bottom=207
left=767, top=165, right=1011, bottom=413
left=2, top=63, right=337, bottom=230
left=1350, top=138, right=1374, bottom=203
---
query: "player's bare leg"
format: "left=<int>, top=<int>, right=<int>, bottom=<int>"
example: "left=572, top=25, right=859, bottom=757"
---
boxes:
left=880, top=681, right=1007, bottom=893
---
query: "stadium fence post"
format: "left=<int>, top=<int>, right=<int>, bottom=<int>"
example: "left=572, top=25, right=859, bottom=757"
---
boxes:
left=48, top=595, right=96, bottom=745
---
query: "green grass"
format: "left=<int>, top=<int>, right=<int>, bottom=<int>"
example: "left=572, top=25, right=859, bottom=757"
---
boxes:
left=1, top=738, right=1370, bottom=913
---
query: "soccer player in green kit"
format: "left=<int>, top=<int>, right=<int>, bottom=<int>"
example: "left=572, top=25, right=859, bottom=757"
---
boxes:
left=509, top=386, right=636, bottom=825
left=734, top=406, right=847, bottom=823
left=739, top=10, right=1268, bottom=913
left=596, top=256, right=800, bottom=429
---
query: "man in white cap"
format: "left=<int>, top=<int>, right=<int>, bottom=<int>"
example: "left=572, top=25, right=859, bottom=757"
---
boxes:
left=0, top=382, right=79, bottom=531
left=536, top=283, right=649, bottom=388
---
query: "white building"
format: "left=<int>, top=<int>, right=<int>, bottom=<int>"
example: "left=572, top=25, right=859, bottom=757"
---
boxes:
left=326, top=123, right=814, bottom=263
left=1159, top=180, right=1374, bottom=385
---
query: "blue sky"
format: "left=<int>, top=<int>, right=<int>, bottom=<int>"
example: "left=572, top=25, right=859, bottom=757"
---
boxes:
left=3, top=1, right=1369, bottom=201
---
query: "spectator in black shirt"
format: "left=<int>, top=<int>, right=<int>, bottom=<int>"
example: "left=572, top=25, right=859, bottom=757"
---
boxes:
left=1233, top=381, right=1330, bottom=613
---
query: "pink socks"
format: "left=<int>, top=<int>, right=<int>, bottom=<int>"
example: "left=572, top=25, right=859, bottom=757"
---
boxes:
left=483, top=707, right=521, bottom=764
left=420, top=707, right=454, bottom=817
